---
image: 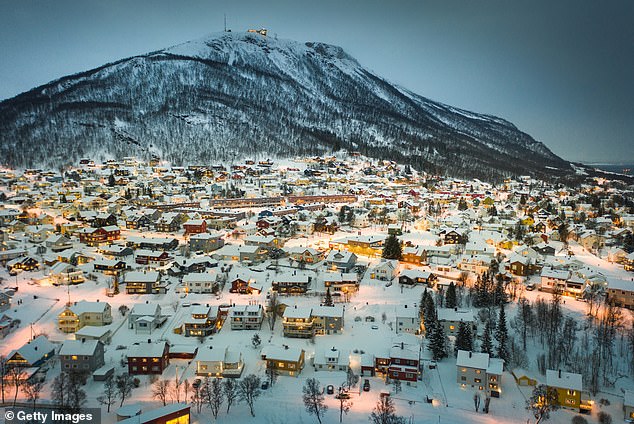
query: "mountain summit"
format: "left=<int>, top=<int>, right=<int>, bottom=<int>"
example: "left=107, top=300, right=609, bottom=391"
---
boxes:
left=0, top=31, right=570, bottom=179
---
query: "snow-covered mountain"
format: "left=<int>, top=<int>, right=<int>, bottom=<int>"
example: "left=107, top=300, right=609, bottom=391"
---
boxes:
left=0, top=31, right=570, bottom=179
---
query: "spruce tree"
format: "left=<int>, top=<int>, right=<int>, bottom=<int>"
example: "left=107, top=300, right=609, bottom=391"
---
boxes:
left=324, top=287, right=333, bottom=307
left=108, top=173, right=115, bottom=187
left=419, top=288, right=428, bottom=320
left=445, top=282, right=457, bottom=309
left=455, top=321, right=473, bottom=355
left=423, top=294, right=437, bottom=333
left=493, top=278, right=507, bottom=306
left=495, top=305, right=509, bottom=365
left=481, top=320, right=493, bottom=355
left=428, top=322, right=447, bottom=361
left=381, top=234, right=402, bottom=260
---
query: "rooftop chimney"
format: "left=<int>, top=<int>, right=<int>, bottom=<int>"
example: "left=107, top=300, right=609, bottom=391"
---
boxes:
left=148, top=338, right=151, bottom=344
left=469, top=351, right=472, bottom=358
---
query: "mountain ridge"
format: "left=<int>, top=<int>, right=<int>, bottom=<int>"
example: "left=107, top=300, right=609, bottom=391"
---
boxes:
left=0, top=31, right=571, bottom=180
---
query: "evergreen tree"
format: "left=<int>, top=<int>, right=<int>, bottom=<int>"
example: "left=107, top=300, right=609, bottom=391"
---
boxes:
left=455, top=321, right=473, bottom=355
left=419, top=288, right=428, bottom=320
left=481, top=320, right=493, bottom=355
left=458, top=198, right=468, bottom=211
left=324, top=287, right=334, bottom=307
left=445, top=282, right=457, bottom=309
left=381, top=234, right=402, bottom=260
left=108, top=173, right=115, bottom=187
left=428, top=322, right=447, bottom=361
left=493, top=278, right=507, bottom=306
left=495, top=305, right=509, bottom=365
left=423, top=294, right=437, bottom=333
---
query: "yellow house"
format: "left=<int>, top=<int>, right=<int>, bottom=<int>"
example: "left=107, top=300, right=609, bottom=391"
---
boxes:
left=546, top=369, right=592, bottom=412
left=58, top=300, right=113, bottom=333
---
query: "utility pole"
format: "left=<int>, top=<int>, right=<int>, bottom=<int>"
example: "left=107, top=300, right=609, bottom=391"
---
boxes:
left=224, top=14, right=227, bottom=32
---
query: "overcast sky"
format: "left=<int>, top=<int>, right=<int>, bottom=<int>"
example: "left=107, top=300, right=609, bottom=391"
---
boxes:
left=0, top=0, right=632, bottom=163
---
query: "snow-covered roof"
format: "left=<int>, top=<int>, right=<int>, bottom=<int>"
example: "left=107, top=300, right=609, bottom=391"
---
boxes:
left=74, top=326, right=111, bottom=338
left=456, top=350, right=489, bottom=370
left=127, top=341, right=168, bottom=358
left=607, top=277, right=634, bottom=292
left=283, top=306, right=312, bottom=319
left=312, top=305, right=344, bottom=318
left=69, top=300, right=109, bottom=315
left=437, top=308, right=476, bottom=323
left=624, top=389, right=634, bottom=407
left=59, top=339, right=101, bottom=356
left=8, top=335, right=55, bottom=364
left=125, top=271, right=160, bottom=283
left=546, top=369, right=582, bottom=391
left=261, top=345, right=304, bottom=362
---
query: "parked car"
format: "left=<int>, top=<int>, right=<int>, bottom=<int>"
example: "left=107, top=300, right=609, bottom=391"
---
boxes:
left=261, top=381, right=269, bottom=390
left=525, top=283, right=536, bottom=291
left=363, top=379, right=371, bottom=392
left=371, top=325, right=379, bottom=330
left=326, top=385, right=334, bottom=395
left=335, top=390, right=351, bottom=399
left=192, top=379, right=202, bottom=389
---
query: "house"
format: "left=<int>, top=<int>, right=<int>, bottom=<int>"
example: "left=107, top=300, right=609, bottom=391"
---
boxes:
left=78, top=226, right=120, bottom=246
left=154, top=213, right=180, bottom=232
left=458, top=254, right=493, bottom=274
left=395, top=305, right=421, bottom=334
left=272, top=275, right=311, bottom=295
left=325, top=250, right=357, bottom=272
left=369, top=259, right=397, bottom=281
left=398, top=269, right=437, bottom=286
left=59, top=339, right=105, bottom=374
left=182, top=272, right=218, bottom=294
left=244, top=234, right=280, bottom=249
left=546, top=369, right=592, bottom=412
left=92, top=258, right=126, bottom=275
left=126, top=236, right=179, bottom=251
left=128, top=302, right=164, bottom=334
left=189, top=232, right=224, bottom=253
left=183, top=219, right=207, bottom=235
left=93, top=212, right=118, bottom=228
left=401, top=246, right=427, bottom=265
left=212, top=244, right=267, bottom=264
left=456, top=350, right=503, bottom=397
left=507, top=254, right=535, bottom=277
left=437, top=308, right=477, bottom=336
left=117, top=404, right=190, bottom=424
left=125, top=271, right=164, bottom=294
left=312, top=305, right=344, bottom=335
left=45, top=234, right=73, bottom=252
left=444, top=229, right=466, bottom=245
left=74, top=326, right=112, bottom=345
left=229, top=277, right=261, bottom=295
left=7, top=256, right=39, bottom=272
left=261, top=345, right=305, bottom=377
left=0, top=292, right=12, bottom=313
left=285, top=246, right=324, bottom=264
left=313, top=347, right=349, bottom=372
left=49, top=262, right=85, bottom=285
left=135, top=250, right=171, bottom=266
left=606, top=277, right=634, bottom=309
left=282, top=306, right=314, bottom=338
left=6, top=335, right=56, bottom=368
left=127, top=341, right=170, bottom=375
left=322, top=273, right=359, bottom=293
left=388, top=342, right=421, bottom=386
left=195, top=345, right=244, bottom=378
left=540, top=268, right=570, bottom=292
left=183, top=305, right=219, bottom=337
left=230, top=304, right=264, bottom=330
left=58, top=300, right=113, bottom=333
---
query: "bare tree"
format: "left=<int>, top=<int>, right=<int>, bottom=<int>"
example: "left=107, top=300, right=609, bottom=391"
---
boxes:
left=7, top=366, right=25, bottom=406
left=205, top=378, right=224, bottom=419
left=238, top=374, right=262, bottom=417
left=190, top=384, right=204, bottom=414
left=97, top=376, right=118, bottom=413
left=526, top=384, right=559, bottom=424
left=116, top=373, right=135, bottom=407
left=51, top=371, right=69, bottom=409
left=302, top=378, right=327, bottom=424
left=21, top=378, right=44, bottom=410
left=369, top=395, right=406, bottom=424
left=338, top=391, right=352, bottom=423
left=0, top=355, right=7, bottom=404
left=152, top=379, right=170, bottom=406
left=182, top=378, right=190, bottom=404
left=170, top=374, right=182, bottom=403
left=345, top=368, right=359, bottom=390
left=223, top=378, right=238, bottom=414
left=266, top=361, right=278, bottom=387
left=473, top=392, right=481, bottom=412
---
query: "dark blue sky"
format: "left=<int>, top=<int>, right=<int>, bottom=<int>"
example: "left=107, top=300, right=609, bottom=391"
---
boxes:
left=1, top=0, right=632, bottom=163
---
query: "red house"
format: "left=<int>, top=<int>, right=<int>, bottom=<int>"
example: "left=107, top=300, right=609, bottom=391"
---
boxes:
left=127, top=341, right=170, bottom=375
left=79, top=226, right=120, bottom=246
left=388, top=342, right=420, bottom=385
left=184, top=219, right=207, bottom=235
left=135, top=250, right=171, bottom=266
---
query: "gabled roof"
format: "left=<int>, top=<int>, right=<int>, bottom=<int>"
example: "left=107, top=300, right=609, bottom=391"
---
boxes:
left=546, top=369, right=582, bottom=391
left=456, top=350, right=489, bottom=370
left=59, top=339, right=101, bottom=356
left=7, top=335, right=55, bottom=364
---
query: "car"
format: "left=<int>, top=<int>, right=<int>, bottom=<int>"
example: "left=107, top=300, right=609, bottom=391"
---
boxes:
left=326, top=385, right=335, bottom=395
left=335, top=391, right=351, bottom=399
left=192, top=378, right=202, bottom=389
left=182, top=302, right=191, bottom=307
left=363, top=379, right=370, bottom=392
left=261, top=381, right=269, bottom=390
left=525, top=283, right=536, bottom=291
left=371, top=325, right=379, bottom=330
left=428, top=361, right=437, bottom=369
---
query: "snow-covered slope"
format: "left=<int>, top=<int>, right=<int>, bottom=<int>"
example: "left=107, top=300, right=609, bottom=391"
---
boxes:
left=0, top=31, right=570, bottom=180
